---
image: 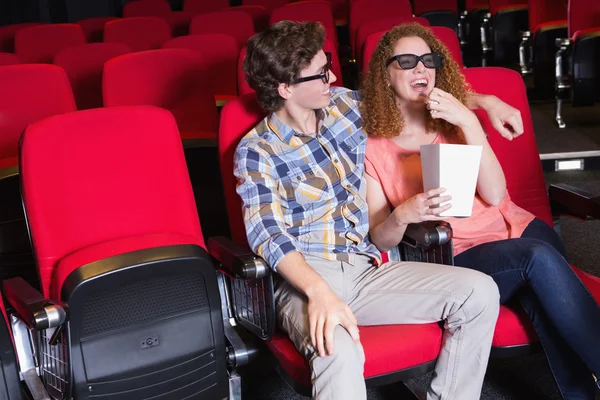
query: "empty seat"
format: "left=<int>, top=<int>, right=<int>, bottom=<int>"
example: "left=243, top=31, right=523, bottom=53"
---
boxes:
left=163, top=34, right=239, bottom=104
left=0, top=64, right=76, bottom=170
left=349, top=0, right=413, bottom=58
left=224, top=5, right=270, bottom=32
left=123, top=0, right=192, bottom=36
left=104, top=16, right=172, bottom=52
left=0, top=52, right=19, bottom=66
left=0, top=22, right=43, bottom=53
left=4, top=105, right=231, bottom=399
left=242, top=0, right=289, bottom=11
left=53, top=43, right=132, bottom=110
left=270, top=1, right=338, bottom=48
left=183, top=0, right=230, bottom=15
left=190, top=10, right=255, bottom=48
left=14, top=24, right=86, bottom=64
left=76, top=16, right=119, bottom=42
left=413, top=0, right=459, bottom=30
left=103, top=49, right=218, bottom=141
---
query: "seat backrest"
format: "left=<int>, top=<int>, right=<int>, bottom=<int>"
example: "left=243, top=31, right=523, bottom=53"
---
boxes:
left=222, top=5, right=270, bottom=32
left=162, top=33, right=239, bottom=98
left=104, top=17, right=172, bottom=52
left=76, top=17, right=119, bottom=43
left=568, top=0, right=600, bottom=37
left=466, top=0, right=490, bottom=11
left=0, top=65, right=76, bottom=167
left=237, top=37, right=343, bottom=96
left=0, top=22, right=43, bottom=53
left=218, top=93, right=267, bottom=244
left=528, top=0, right=567, bottom=33
left=431, top=26, right=463, bottom=67
left=53, top=43, right=132, bottom=110
left=20, top=105, right=204, bottom=298
left=242, top=0, right=289, bottom=11
left=357, top=16, right=430, bottom=70
left=123, top=0, right=172, bottom=17
left=190, top=10, right=255, bottom=48
left=349, top=0, right=413, bottom=57
left=0, top=52, right=19, bottom=66
left=183, top=0, right=231, bottom=15
left=270, top=1, right=338, bottom=48
left=362, top=25, right=463, bottom=72
left=462, top=67, right=552, bottom=225
left=489, top=0, right=528, bottom=15
left=413, top=0, right=458, bottom=15
left=103, top=48, right=218, bottom=139
left=14, top=24, right=86, bottom=64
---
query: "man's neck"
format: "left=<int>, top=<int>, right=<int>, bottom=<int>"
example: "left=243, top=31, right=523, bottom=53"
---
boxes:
left=274, top=105, right=318, bottom=136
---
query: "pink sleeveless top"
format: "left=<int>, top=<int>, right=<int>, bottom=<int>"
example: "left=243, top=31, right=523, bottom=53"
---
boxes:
left=365, top=134, right=535, bottom=256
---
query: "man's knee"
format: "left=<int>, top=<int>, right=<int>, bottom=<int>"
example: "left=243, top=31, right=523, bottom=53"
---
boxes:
left=460, top=271, right=501, bottom=321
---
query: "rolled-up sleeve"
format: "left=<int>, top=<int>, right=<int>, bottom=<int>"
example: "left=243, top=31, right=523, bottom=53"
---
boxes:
left=234, top=143, right=300, bottom=271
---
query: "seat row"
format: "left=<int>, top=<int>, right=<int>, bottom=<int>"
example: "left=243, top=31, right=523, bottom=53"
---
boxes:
left=0, top=66, right=598, bottom=400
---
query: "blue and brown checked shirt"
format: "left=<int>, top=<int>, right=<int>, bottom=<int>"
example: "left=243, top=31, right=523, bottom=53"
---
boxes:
left=233, top=87, right=381, bottom=271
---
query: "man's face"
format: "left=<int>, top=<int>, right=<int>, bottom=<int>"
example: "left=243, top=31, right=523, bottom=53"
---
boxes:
left=287, top=50, right=337, bottom=111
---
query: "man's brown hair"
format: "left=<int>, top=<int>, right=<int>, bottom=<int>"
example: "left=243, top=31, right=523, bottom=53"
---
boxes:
left=243, top=21, right=326, bottom=112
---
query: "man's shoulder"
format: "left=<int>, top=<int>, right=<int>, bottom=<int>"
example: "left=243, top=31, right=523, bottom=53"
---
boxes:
left=236, top=116, right=272, bottom=154
left=329, top=86, right=361, bottom=105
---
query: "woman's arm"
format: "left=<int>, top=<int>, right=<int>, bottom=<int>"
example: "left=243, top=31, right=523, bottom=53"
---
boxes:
left=366, top=174, right=452, bottom=253
left=428, top=88, right=507, bottom=206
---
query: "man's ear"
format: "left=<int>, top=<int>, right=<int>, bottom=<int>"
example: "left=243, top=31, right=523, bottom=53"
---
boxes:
left=277, top=82, right=292, bottom=100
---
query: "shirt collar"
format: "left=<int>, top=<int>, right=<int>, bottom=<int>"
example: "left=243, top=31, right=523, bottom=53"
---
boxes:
left=267, top=108, right=330, bottom=145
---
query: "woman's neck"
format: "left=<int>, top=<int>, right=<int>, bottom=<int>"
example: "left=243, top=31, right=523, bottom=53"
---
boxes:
left=397, top=101, right=428, bottom=137
left=274, top=105, right=318, bottom=135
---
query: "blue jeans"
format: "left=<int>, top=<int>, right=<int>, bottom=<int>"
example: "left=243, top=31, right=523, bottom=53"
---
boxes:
left=454, top=218, right=600, bottom=400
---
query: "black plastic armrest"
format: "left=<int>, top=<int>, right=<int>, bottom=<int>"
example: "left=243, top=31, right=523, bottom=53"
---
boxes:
left=549, top=183, right=600, bottom=220
left=207, top=236, right=271, bottom=280
left=2, top=277, right=67, bottom=330
left=401, top=221, right=453, bottom=248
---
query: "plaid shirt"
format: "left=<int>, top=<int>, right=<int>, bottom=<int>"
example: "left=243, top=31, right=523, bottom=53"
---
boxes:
left=234, top=87, right=381, bottom=271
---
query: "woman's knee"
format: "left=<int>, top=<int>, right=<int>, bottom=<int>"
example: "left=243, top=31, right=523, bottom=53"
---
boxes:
left=520, top=239, right=569, bottom=274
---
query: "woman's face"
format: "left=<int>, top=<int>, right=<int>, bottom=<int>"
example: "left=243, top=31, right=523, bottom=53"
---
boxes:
left=387, top=36, right=436, bottom=107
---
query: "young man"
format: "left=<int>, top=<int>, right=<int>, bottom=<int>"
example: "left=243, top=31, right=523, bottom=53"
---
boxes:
left=234, top=21, right=511, bottom=400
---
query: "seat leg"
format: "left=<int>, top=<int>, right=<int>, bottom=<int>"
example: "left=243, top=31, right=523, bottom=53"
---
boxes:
left=228, top=370, right=242, bottom=400
left=555, top=96, right=566, bottom=128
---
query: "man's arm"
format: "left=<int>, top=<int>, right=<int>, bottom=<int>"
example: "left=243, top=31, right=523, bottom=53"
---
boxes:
left=466, top=92, right=524, bottom=141
left=234, top=143, right=360, bottom=356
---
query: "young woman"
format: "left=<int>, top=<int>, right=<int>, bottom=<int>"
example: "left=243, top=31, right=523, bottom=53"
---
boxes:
left=360, top=22, right=600, bottom=400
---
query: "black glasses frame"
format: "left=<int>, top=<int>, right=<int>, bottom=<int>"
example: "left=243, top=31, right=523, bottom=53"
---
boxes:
left=386, top=52, right=444, bottom=69
left=292, top=52, right=332, bottom=84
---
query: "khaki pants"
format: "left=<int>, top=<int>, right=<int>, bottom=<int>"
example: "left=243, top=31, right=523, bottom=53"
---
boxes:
left=275, top=254, right=500, bottom=400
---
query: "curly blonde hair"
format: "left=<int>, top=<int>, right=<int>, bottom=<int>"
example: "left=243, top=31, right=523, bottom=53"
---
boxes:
left=359, top=23, right=469, bottom=140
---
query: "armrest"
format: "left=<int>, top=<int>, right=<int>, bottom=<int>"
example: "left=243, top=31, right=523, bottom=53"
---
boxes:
left=555, top=38, right=572, bottom=90
left=519, top=31, right=532, bottom=74
left=549, top=183, right=600, bottom=220
left=207, top=236, right=270, bottom=280
left=2, top=277, right=67, bottom=330
left=402, top=221, right=453, bottom=248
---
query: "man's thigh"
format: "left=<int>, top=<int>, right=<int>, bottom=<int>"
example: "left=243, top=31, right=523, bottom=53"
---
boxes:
left=347, top=259, right=498, bottom=326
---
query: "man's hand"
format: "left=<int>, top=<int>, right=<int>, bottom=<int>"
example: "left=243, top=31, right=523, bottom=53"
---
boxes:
left=480, top=95, right=524, bottom=141
left=307, top=282, right=360, bottom=357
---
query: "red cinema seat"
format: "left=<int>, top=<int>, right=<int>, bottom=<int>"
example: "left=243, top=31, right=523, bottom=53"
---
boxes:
left=0, top=64, right=76, bottom=171
left=190, top=10, right=255, bottom=49
left=76, top=16, right=119, bottom=42
left=103, top=16, right=172, bottom=52
left=183, top=0, right=230, bottom=15
left=53, top=43, right=132, bottom=110
left=0, top=22, right=43, bottom=53
left=163, top=34, right=239, bottom=104
left=103, top=49, right=218, bottom=142
left=123, top=0, right=192, bottom=36
left=3, top=105, right=232, bottom=399
left=0, top=52, right=19, bottom=66
left=222, top=5, right=270, bottom=32
left=14, top=24, right=86, bottom=64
